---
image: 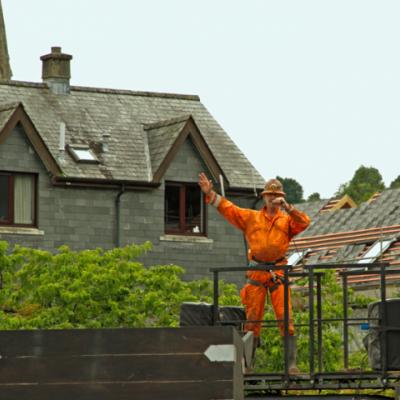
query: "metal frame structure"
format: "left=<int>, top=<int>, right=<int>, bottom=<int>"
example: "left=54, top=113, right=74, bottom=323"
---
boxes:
left=209, top=263, right=400, bottom=395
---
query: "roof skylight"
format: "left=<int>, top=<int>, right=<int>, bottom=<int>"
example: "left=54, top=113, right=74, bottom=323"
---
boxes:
left=68, top=145, right=98, bottom=163
left=357, top=239, right=395, bottom=264
left=287, top=248, right=311, bottom=266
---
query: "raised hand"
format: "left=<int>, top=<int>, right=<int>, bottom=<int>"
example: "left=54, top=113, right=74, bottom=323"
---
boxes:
left=198, top=172, right=213, bottom=194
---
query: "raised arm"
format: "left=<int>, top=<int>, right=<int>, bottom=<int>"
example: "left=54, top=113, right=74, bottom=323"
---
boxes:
left=198, top=172, right=253, bottom=231
left=288, top=207, right=311, bottom=238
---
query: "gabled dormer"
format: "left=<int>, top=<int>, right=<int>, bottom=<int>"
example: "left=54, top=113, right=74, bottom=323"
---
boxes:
left=319, top=194, right=357, bottom=214
left=145, top=115, right=227, bottom=185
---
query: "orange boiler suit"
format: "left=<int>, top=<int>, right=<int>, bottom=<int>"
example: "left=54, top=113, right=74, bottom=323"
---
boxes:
left=208, top=195, right=310, bottom=338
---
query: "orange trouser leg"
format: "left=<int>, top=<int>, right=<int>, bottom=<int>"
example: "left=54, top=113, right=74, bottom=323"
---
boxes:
left=270, top=283, right=295, bottom=336
left=240, top=280, right=267, bottom=338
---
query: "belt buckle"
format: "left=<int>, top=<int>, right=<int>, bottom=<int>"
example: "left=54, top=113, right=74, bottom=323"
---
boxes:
left=248, top=260, right=258, bottom=268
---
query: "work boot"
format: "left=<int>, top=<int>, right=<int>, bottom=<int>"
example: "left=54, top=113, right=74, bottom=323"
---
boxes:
left=243, top=335, right=260, bottom=374
left=252, top=336, right=261, bottom=360
left=285, top=335, right=300, bottom=374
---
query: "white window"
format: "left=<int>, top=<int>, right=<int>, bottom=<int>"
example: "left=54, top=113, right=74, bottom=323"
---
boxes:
left=68, top=145, right=98, bottom=163
left=357, top=239, right=395, bottom=264
left=287, top=248, right=311, bottom=266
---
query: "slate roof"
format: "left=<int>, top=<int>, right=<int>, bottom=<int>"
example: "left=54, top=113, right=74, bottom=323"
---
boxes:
left=0, top=80, right=265, bottom=190
left=297, top=188, right=400, bottom=237
left=289, top=188, right=400, bottom=286
left=0, top=102, right=18, bottom=131
left=294, top=199, right=327, bottom=220
left=145, top=116, right=189, bottom=177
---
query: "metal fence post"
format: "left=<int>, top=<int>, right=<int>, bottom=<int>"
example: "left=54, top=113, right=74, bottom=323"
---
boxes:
left=284, top=266, right=289, bottom=380
left=308, top=267, right=315, bottom=379
left=212, top=270, right=220, bottom=325
left=380, top=264, right=387, bottom=377
left=342, top=272, right=348, bottom=370
left=316, top=273, right=323, bottom=373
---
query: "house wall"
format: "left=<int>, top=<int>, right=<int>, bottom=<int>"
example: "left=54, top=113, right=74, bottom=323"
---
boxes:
left=0, top=125, right=118, bottom=250
left=0, top=127, right=253, bottom=286
left=120, top=137, right=252, bottom=285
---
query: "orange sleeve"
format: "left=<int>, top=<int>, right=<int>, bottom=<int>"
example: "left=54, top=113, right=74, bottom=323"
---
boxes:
left=288, top=208, right=311, bottom=238
left=216, top=197, right=254, bottom=232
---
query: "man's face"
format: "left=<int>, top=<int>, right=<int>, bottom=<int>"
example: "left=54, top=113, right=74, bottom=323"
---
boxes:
left=263, top=193, right=284, bottom=208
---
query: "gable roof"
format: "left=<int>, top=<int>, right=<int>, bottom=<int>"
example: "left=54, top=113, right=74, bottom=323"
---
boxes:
left=0, top=102, right=16, bottom=130
left=0, top=81, right=265, bottom=190
left=145, top=115, right=225, bottom=184
left=146, top=116, right=188, bottom=178
left=318, top=194, right=357, bottom=213
left=0, top=102, right=61, bottom=176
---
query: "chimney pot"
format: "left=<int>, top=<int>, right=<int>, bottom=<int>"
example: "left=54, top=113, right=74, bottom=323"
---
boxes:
left=41, top=46, right=72, bottom=94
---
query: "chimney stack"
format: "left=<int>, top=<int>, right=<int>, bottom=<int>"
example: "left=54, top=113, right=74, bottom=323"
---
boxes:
left=41, top=47, right=72, bottom=94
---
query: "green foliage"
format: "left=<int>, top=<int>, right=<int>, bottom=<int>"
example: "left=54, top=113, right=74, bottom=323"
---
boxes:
left=276, top=176, right=304, bottom=204
left=307, top=192, right=321, bottom=202
left=0, top=241, right=238, bottom=330
left=389, top=175, right=400, bottom=189
left=337, top=165, right=385, bottom=204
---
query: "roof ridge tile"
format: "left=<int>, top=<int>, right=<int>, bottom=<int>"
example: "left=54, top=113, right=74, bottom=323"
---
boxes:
left=71, top=85, right=200, bottom=101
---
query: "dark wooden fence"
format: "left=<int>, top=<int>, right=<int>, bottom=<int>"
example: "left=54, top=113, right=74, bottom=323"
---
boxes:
left=0, top=326, right=243, bottom=400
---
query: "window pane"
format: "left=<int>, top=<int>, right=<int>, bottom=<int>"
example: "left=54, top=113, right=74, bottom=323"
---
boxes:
left=287, top=248, right=311, bottom=266
left=0, top=175, right=10, bottom=222
left=185, top=185, right=203, bottom=234
left=14, top=175, right=34, bottom=224
left=358, top=240, right=394, bottom=264
left=165, top=185, right=180, bottom=231
left=72, top=148, right=96, bottom=161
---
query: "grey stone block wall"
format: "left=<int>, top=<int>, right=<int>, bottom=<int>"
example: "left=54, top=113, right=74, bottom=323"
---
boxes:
left=0, top=127, right=255, bottom=287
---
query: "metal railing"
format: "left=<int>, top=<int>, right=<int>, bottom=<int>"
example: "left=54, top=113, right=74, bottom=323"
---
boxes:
left=209, top=262, right=400, bottom=390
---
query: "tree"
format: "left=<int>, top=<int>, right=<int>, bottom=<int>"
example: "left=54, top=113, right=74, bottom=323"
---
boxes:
left=276, top=176, right=304, bottom=204
left=390, top=175, right=400, bottom=189
left=337, top=165, right=385, bottom=204
left=307, top=192, right=321, bottom=202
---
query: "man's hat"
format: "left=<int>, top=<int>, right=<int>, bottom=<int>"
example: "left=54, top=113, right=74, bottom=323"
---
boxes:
left=261, top=179, right=285, bottom=196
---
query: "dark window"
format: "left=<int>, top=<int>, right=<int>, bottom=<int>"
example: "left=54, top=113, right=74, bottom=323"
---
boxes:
left=165, top=182, right=206, bottom=235
left=0, top=172, right=37, bottom=226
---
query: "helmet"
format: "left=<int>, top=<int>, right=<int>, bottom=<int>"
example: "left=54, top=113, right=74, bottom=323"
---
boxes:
left=261, top=178, right=285, bottom=196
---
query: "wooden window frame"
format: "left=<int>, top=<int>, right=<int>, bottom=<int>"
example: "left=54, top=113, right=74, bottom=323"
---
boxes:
left=164, top=181, right=207, bottom=236
left=0, top=171, right=38, bottom=227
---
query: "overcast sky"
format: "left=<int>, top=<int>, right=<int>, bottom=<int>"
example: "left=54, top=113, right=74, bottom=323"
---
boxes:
left=3, top=0, right=400, bottom=198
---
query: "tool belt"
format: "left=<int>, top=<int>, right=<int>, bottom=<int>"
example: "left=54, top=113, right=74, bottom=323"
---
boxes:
left=251, top=256, right=286, bottom=265
left=246, top=277, right=285, bottom=293
left=247, top=256, right=289, bottom=293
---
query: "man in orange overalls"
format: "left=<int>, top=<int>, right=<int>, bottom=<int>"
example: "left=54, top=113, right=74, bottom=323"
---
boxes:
left=198, top=173, right=310, bottom=373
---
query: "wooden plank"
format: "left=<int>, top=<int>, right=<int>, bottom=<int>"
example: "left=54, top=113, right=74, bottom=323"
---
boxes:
left=0, top=354, right=234, bottom=383
left=0, top=327, right=235, bottom=357
left=0, top=381, right=234, bottom=400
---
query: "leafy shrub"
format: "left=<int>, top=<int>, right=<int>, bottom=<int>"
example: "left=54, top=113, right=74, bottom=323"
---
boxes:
left=0, top=241, right=237, bottom=330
